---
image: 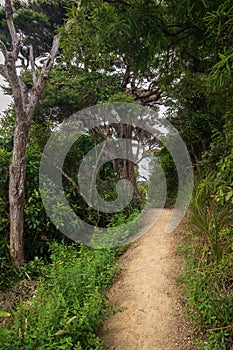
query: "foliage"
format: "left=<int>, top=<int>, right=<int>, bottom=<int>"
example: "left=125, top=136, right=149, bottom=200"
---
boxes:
left=35, top=68, right=123, bottom=121
left=165, top=72, right=227, bottom=165
left=179, top=254, right=233, bottom=349
left=178, top=167, right=233, bottom=349
left=0, top=242, right=117, bottom=350
left=18, top=256, right=46, bottom=280
left=0, top=233, right=19, bottom=291
left=164, top=2, right=233, bottom=348
left=0, top=69, right=128, bottom=260
left=0, top=310, right=11, bottom=336
left=205, top=0, right=233, bottom=90
left=0, top=0, right=67, bottom=60
left=59, top=0, right=168, bottom=75
left=0, top=114, right=67, bottom=262
left=91, top=208, right=141, bottom=250
left=197, top=117, right=233, bottom=206
left=159, top=148, right=178, bottom=206
left=0, top=0, right=233, bottom=347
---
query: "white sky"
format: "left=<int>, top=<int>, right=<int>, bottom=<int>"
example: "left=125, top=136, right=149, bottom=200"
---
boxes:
left=0, top=54, right=12, bottom=113
left=0, top=1, right=12, bottom=113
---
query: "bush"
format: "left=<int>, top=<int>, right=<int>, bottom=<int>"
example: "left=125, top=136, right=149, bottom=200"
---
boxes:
left=0, top=234, right=19, bottom=291
left=178, top=173, right=233, bottom=350
left=0, top=243, right=117, bottom=350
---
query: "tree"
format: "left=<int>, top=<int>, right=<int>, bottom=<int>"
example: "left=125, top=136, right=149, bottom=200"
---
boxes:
left=0, top=0, right=59, bottom=266
left=59, top=0, right=167, bottom=106
left=0, top=0, right=67, bottom=65
left=57, top=0, right=169, bottom=203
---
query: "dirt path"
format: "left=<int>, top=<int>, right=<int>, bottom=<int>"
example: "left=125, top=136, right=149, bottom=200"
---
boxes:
left=99, top=209, right=198, bottom=350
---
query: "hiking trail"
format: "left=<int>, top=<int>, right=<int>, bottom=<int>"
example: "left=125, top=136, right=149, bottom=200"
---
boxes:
left=99, top=209, right=198, bottom=350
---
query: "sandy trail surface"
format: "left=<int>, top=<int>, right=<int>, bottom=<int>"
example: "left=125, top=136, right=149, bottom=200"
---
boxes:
left=99, top=209, right=198, bottom=350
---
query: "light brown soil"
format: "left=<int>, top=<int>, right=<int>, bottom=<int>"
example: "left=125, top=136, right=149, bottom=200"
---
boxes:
left=99, top=209, right=198, bottom=350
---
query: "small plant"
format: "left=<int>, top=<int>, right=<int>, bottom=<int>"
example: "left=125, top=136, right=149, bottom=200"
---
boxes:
left=0, top=310, right=11, bottom=336
left=19, top=256, right=45, bottom=280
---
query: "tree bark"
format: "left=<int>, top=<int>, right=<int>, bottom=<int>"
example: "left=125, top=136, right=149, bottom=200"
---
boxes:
left=112, top=124, right=139, bottom=196
left=9, top=120, right=29, bottom=267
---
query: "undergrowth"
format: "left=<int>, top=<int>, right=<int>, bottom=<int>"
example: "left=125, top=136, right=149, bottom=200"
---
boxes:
left=178, top=175, right=233, bottom=350
left=0, top=242, right=117, bottom=350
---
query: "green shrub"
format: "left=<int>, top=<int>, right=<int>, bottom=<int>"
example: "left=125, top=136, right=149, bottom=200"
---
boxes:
left=0, top=243, right=116, bottom=350
left=0, top=234, right=20, bottom=291
left=178, top=174, right=233, bottom=350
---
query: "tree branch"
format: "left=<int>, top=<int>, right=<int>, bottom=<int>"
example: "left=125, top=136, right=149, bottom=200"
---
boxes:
left=104, top=0, right=131, bottom=7
left=141, top=90, right=163, bottom=105
left=132, top=85, right=162, bottom=106
left=3, top=0, right=26, bottom=115
left=43, top=153, right=81, bottom=195
left=0, top=39, right=7, bottom=59
left=62, top=170, right=81, bottom=195
left=0, top=64, right=9, bottom=80
left=29, top=45, right=37, bottom=85
left=207, top=325, right=232, bottom=332
left=26, top=35, right=60, bottom=122
left=18, top=77, right=28, bottom=108
left=5, top=0, right=20, bottom=60
left=134, top=88, right=160, bottom=100
left=162, top=25, right=194, bottom=37
left=122, top=63, right=131, bottom=89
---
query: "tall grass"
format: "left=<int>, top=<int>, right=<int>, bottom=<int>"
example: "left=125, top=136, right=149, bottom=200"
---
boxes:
left=179, top=174, right=233, bottom=349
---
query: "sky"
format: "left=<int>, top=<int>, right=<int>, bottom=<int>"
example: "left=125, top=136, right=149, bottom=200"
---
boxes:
left=0, top=53, right=12, bottom=113
left=0, top=1, right=12, bottom=113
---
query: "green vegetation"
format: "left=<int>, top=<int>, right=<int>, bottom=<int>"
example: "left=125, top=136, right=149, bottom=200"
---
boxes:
left=179, top=174, right=233, bottom=349
left=170, top=2, right=233, bottom=347
left=1, top=243, right=117, bottom=349
left=0, top=0, right=233, bottom=348
left=177, top=119, right=233, bottom=349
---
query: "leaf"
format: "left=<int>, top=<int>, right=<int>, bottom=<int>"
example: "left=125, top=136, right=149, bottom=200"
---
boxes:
left=0, top=311, right=10, bottom=317
left=225, top=190, right=233, bottom=202
left=0, top=328, right=11, bottom=335
left=200, top=0, right=207, bottom=8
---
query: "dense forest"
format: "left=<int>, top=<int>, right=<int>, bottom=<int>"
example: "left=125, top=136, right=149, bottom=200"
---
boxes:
left=0, top=0, right=232, bottom=349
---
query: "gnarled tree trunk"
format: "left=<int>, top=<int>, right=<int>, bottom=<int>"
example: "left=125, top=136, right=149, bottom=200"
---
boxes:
left=0, top=0, right=60, bottom=267
left=9, top=120, right=29, bottom=266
